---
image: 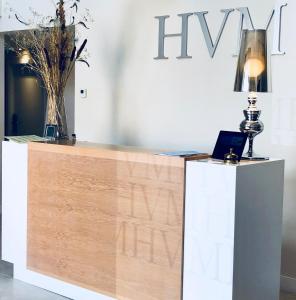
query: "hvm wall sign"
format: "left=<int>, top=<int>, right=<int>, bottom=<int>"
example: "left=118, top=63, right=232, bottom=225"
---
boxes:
left=154, top=1, right=287, bottom=59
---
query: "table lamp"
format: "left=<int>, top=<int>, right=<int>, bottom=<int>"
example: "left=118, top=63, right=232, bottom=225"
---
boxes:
left=234, top=29, right=269, bottom=160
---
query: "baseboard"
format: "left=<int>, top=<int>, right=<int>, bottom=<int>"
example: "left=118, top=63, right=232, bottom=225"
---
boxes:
left=281, top=275, right=296, bottom=293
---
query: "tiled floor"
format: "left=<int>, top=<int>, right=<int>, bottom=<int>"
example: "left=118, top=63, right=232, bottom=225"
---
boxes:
left=0, top=215, right=13, bottom=278
left=282, top=293, right=296, bottom=300
left=1, top=275, right=293, bottom=300
left=0, top=274, right=69, bottom=300
left=0, top=273, right=294, bottom=300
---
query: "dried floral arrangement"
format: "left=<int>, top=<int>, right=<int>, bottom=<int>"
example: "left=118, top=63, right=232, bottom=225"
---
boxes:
left=7, top=0, right=92, bottom=138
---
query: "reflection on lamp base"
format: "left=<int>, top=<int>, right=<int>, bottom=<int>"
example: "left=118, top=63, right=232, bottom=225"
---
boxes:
left=239, top=93, right=270, bottom=162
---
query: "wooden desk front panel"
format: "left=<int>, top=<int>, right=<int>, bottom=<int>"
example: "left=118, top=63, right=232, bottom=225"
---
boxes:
left=27, top=144, right=185, bottom=300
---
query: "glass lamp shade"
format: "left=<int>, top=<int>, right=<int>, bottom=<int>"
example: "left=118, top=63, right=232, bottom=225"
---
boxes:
left=234, top=29, right=269, bottom=93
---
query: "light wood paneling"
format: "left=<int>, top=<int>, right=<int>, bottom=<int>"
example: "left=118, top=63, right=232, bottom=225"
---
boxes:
left=27, top=142, right=208, bottom=300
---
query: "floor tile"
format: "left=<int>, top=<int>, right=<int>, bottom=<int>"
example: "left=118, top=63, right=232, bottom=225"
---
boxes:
left=281, top=292, right=296, bottom=300
left=0, top=274, right=69, bottom=300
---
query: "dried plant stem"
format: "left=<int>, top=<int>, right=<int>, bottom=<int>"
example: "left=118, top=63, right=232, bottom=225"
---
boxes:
left=7, top=0, right=90, bottom=138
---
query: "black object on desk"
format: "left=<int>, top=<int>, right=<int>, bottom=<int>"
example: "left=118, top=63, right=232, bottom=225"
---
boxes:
left=212, top=131, right=248, bottom=161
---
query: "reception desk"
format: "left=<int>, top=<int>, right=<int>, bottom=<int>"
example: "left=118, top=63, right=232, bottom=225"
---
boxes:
left=2, top=141, right=284, bottom=300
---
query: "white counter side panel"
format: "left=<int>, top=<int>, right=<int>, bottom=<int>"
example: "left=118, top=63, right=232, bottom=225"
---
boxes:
left=183, top=161, right=236, bottom=300
left=233, top=160, right=285, bottom=300
left=2, top=141, right=28, bottom=264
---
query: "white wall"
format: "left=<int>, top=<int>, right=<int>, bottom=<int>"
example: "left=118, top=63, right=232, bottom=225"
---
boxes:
left=2, top=0, right=296, bottom=286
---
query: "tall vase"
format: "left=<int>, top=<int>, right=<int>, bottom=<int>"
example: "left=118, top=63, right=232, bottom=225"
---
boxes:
left=46, top=92, right=68, bottom=139
left=56, top=95, right=68, bottom=139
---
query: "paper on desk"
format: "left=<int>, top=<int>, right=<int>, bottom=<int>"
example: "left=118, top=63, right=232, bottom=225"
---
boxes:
left=156, top=150, right=205, bottom=157
left=5, top=135, right=50, bottom=144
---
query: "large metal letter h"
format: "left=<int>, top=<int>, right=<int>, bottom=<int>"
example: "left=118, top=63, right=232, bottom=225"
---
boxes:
left=154, top=13, right=193, bottom=60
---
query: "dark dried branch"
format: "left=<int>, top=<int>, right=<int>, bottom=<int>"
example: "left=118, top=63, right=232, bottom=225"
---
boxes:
left=44, top=48, right=52, bottom=68
left=70, top=46, right=76, bottom=61
left=15, top=14, right=30, bottom=26
left=76, top=39, right=87, bottom=59
left=77, top=59, right=90, bottom=67
left=77, top=21, right=89, bottom=29
left=70, top=3, right=78, bottom=12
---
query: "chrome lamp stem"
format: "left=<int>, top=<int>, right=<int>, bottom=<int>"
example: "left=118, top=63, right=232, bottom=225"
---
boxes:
left=247, top=135, right=254, bottom=158
left=239, top=93, right=268, bottom=160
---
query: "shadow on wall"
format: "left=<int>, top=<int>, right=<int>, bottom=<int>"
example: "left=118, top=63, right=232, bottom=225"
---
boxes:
left=100, top=3, right=133, bottom=144
left=100, top=0, right=170, bottom=145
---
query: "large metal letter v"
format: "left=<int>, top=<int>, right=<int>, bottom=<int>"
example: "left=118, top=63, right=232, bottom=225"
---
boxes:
left=195, top=9, right=234, bottom=58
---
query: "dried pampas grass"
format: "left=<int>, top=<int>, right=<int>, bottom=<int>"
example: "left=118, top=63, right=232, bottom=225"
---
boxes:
left=7, top=0, right=91, bottom=137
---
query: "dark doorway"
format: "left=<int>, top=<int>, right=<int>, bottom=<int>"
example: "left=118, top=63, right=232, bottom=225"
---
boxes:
left=5, top=36, right=47, bottom=137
